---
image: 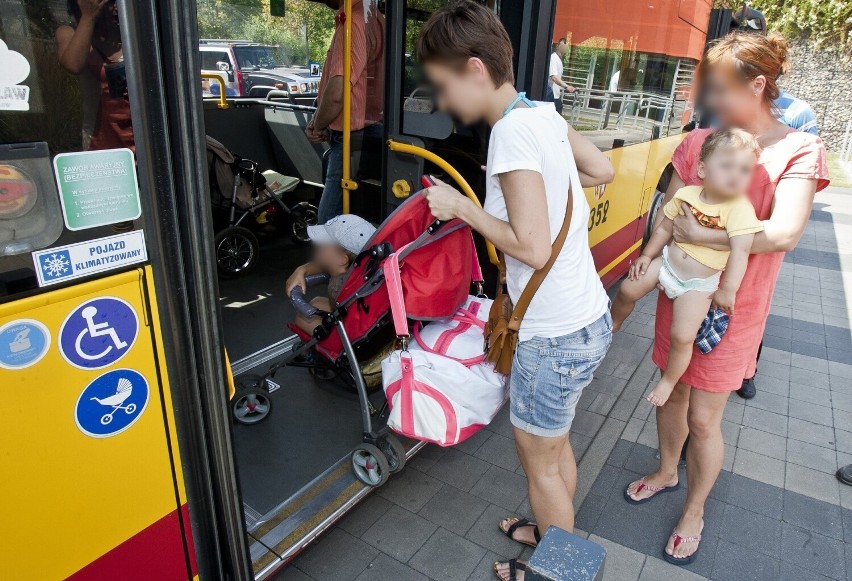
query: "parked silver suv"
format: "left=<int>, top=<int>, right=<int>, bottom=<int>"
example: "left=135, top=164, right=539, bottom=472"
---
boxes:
left=200, top=39, right=320, bottom=105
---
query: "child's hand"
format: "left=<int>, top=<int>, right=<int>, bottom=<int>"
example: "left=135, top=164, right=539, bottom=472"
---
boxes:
left=423, top=177, right=466, bottom=221
left=712, top=288, right=736, bottom=314
left=285, top=269, right=307, bottom=297
left=629, top=256, right=651, bottom=280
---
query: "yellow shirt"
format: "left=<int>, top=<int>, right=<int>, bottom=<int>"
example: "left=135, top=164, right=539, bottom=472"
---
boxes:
left=663, top=185, right=763, bottom=270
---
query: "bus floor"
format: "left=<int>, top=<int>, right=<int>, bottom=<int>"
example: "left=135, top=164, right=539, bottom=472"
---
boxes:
left=219, top=234, right=371, bottom=517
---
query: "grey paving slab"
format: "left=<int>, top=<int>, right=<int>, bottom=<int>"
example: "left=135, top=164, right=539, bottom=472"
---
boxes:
left=787, top=417, right=836, bottom=448
left=737, top=426, right=787, bottom=461
left=639, top=556, right=708, bottom=581
left=427, top=448, right=492, bottom=492
left=408, top=443, right=448, bottom=473
left=464, top=504, right=525, bottom=560
left=292, top=528, right=380, bottom=581
left=744, top=392, right=789, bottom=416
left=337, top=494, right=393, bottom=537
left=354, top=553, right=428, bottom=581
left=710, top=539, right=780, bottom=581
left=418, top=484, right=489, bottom=536
left=273, top=566, right=314, bottom=581
left=723, top=473, right=783, bottom=519
left=780, top=523, right=847, bottom=580
left=472, top=432, right=521, bottom=472
left=789, top=382, right=833, bottom=407
left=469, top=465, right=529, bottom=513
left=718, top=504, right=782, bottom=558
left=588, top=534, right=645, bottom=581
left=376, top=465, right=443, bottom=512
left=606, top=438, right=635, bottom=469
left=741, top=407, right=788, bottom=438
left=732, top=448, right=786, bottom=488
left=362, top=505, right=437, bottom=563
left=465, top=551, right=504, bottom=581
left=409, top=528, right=487, bottom=581
left=782, top=490, right=845, bottom=540
left=788, top=399, right=835, bottom=427
left=786, top=438, right=839, bottom=474
left=785, top=462, right=841, bottom=505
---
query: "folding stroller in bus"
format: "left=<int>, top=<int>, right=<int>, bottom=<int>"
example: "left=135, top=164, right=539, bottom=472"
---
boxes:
left=233, top=191, right=482, bottom=487
left=205, top=136, right=318, bottom=277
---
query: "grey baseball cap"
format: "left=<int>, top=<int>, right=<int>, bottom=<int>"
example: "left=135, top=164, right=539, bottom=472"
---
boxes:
left=307, top=214, right=376, bottom=255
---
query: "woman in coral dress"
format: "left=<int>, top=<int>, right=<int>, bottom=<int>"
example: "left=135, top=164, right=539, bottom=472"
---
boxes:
left=624, top=32, right=829, bottom=566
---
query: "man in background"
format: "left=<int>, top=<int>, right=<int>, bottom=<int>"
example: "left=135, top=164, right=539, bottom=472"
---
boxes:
left=307, top=0, right=384, bottom=224
left=548, top=38, right=574, bottom=115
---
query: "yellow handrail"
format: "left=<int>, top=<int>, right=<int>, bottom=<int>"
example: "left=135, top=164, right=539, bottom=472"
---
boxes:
left=341, top=0, right=358, bottom=212
left=387, top=139, right=499, bottom=266
left=201, top=73, right=229, bottom=109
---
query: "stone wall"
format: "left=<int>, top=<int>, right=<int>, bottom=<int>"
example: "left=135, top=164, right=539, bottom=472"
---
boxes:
left=779, top=40, right=852, bottom=151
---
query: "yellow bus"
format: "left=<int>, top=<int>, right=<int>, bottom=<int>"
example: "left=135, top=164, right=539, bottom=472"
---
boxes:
left=0, top=0, right=721, bottom=578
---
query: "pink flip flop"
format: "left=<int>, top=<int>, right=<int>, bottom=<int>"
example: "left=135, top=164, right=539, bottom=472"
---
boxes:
left=663, top=527, right=702, bottom=566
left=623, top=476, right=680, bottom=505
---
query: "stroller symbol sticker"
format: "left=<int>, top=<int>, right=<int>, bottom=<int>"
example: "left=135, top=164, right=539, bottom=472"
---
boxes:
left=60, top=297, right=138, bottom=369
left=0, top=319, right=50, bottom=369
left=75, top=369, right=149, bottom=437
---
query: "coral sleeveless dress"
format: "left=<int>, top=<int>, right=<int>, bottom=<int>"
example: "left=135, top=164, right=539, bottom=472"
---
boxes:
left=651, top=128, right=829, bottom=392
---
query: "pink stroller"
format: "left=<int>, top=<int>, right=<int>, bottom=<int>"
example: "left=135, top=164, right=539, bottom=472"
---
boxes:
left=264, top=191, right=484, bottom=487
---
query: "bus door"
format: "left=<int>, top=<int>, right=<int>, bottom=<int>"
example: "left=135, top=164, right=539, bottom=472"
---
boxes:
left=0, top=1, right=248, bottom=579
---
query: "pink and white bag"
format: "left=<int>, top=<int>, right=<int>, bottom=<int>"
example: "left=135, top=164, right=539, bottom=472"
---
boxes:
left=381, top=248, right=508, bottom=447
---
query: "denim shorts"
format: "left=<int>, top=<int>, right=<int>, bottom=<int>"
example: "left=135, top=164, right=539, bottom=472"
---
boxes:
left=509, top=311, right=613, bottom=437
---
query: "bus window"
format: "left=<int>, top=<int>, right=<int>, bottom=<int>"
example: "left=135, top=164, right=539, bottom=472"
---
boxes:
left=552, top=0, right=706, bottom=150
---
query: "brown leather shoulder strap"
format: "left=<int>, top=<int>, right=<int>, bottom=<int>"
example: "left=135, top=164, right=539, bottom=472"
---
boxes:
left=507, top=187, right=573, bottom=331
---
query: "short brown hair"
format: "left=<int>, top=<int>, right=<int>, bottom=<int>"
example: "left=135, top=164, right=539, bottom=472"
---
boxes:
left=699, top=128, right=761, bottom=162
left=700, top=31, right=790, bottom=103
left=416, top=1, right=515, bottom=87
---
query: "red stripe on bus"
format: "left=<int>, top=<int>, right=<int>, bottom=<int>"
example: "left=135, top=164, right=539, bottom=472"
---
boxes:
left=590, top=214, right=646, bottom=273
left=68, top=504, right=196, bottom=581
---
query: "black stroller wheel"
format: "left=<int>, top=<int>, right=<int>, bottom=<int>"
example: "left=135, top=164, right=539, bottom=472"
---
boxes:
left=232, top=387, right=272, bottom=425
left=289, top=202, right=318, bottom=244
left=379, top=434, right=407, bottom=474
left=215, top=226, right=259, bottom=277
left=351, top=443, right=390, bottom=487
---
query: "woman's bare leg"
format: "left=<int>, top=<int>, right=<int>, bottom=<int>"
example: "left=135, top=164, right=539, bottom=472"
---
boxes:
left=647, top=291, right=713, bottom=406
left=496, top=429, right=575, bottom=581
left=626, top=381, right=690, bottom=501
left=666, top=388, right=729, bottom=559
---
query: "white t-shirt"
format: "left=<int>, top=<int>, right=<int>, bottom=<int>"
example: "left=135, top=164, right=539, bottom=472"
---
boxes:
left=484, top=103, right=609, bottom=341
left=549, top=52, right=564, bottom=99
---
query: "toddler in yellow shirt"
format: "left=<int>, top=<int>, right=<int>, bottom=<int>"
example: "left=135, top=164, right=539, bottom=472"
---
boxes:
left=612, top=128, right=764, bottom=406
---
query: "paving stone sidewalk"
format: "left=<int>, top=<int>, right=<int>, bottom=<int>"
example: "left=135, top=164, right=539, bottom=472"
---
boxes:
left=275, top=185, right=852, bottom=581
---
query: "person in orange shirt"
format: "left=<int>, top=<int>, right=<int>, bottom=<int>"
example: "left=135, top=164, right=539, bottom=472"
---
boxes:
left=306, top=0, right=384, bottom=224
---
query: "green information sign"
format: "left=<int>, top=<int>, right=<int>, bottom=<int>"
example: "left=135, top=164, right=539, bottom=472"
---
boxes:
left=53, top=148, right=141, bottom=231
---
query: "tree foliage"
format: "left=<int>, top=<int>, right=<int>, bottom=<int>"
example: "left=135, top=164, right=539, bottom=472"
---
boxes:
left=196, top=0, right=335, bottom=64
left=750, top=0, right=852, bottom=54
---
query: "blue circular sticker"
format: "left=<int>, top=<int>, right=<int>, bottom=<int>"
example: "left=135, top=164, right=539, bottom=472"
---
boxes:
left=0, top=319, right=51, bottom=370
left=75, top=369, right=149, bottom=438
left=59, top=297, right=138, bottom=370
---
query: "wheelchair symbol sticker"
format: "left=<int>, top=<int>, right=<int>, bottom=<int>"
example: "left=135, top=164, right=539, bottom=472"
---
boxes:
left=59, top=297, right=138, bottom=369
left=75, top=369, right=149, bottom=437
left=0, top=319, right=50, bottom=369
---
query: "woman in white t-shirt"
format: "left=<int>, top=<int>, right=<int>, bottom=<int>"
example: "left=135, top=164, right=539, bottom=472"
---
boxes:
left=417, top=5, right=614, bottom=577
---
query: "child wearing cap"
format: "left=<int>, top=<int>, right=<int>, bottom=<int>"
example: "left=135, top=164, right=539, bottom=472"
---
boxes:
left=285, top=214, right=376, bottom=333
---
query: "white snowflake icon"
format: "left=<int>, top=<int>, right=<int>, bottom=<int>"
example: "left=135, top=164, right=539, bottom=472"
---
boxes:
left=42, top=253, right=70, bottom=278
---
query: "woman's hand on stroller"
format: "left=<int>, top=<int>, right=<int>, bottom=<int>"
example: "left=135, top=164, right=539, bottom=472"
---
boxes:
left=286, top=267, right=308, bottom=297
left=423, top=177, right=468, bottom=221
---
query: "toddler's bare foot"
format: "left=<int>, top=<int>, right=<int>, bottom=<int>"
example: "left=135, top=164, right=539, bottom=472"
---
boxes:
left=647, top=379, right=676, bottom=407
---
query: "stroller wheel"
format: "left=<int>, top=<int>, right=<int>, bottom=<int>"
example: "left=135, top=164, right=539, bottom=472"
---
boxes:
left=288, top=202, right=318, bottom=244
left=351, top=443, right=390, bottom=487
left=232, top=387, right=272, bottom=425
left=215, top=226, right=259, bottom=278
left=379, top=434, right=407, bottom=474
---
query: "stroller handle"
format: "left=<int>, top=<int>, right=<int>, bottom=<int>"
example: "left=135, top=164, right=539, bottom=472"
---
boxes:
left=290, top=273, right=331, bottom=318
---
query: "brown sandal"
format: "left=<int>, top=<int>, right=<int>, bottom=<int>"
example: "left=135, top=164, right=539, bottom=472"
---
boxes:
left=498, top=517, right=541, bottom=547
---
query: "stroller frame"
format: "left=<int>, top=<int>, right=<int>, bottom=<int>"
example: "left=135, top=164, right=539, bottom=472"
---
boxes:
left=257, top=197, right=479, bottom=487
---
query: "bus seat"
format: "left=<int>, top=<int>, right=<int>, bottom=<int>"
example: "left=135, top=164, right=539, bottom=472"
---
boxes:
left=265, top=107, right=325, bottom=186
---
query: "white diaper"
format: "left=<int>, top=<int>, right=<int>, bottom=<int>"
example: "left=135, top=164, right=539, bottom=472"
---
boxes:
left=658, top=246, right=721, bottom=300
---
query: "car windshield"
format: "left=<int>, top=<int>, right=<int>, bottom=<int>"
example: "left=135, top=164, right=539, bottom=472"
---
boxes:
left=232, top=46, right=291, bottom=69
